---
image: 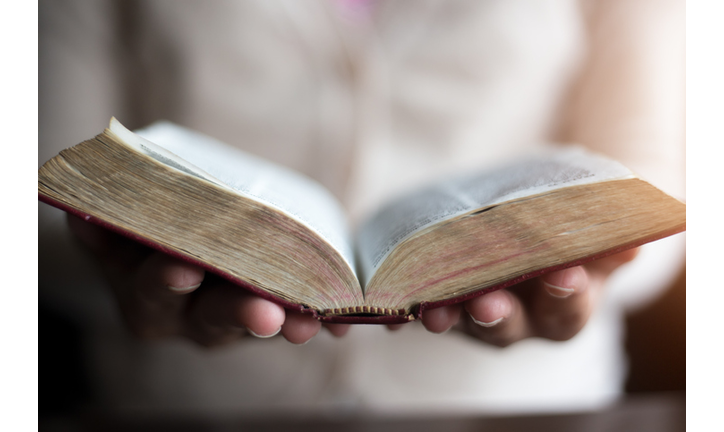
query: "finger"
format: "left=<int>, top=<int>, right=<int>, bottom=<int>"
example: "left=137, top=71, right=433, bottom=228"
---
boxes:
left=135, top=252, right=206, bottom=298
left=462, top=289, right=531, bottom=347
left=530, top=266, right=593, bottom=341
left=194, top=284, right=285, bottom=337
left=421, top=304, right=462, bottom=334
left=184, top=317, right=247, bottom=349
left=115, top=252, right=204, bottom=338
left=386, top=323, right=406, bottom=331
left=184, top=284, right=285, bottom=348
left=585, top=247, right=640, bottom=276
left=324, top=323, right=351, bottom=337
left=281, top=311, right=322, bottom=345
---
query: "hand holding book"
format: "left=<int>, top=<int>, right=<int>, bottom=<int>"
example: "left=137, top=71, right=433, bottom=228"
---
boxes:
left=39, top=120, right=685, bottom=346
left=67, top=211, right=638, bottom=347
left=66, top=214, right=351, bottom=345
left=418, top=248, right=639, bottom=346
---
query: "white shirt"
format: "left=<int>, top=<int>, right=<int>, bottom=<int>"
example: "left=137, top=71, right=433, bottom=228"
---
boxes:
left=39, top=0, right=685, bottom=416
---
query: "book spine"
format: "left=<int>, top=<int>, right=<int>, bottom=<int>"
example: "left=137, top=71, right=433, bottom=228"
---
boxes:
left=323, top=306, right=407, bottom=316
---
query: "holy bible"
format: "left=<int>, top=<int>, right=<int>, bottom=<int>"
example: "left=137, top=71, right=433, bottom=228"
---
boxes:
left=38, top=119, right=686, bottom=324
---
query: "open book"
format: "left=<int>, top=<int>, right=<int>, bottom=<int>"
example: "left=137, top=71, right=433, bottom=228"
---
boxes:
left=38, top=119, right=686, bottom=323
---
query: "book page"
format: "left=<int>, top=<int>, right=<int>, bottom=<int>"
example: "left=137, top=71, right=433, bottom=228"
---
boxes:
left=109, top=119, right=356, bottom=276
left=356, top=147, right=634, bottom=286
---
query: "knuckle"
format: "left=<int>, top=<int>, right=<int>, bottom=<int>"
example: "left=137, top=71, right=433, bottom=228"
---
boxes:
left=536, top=314, right=586, bottom=341
left=480, top=330, right=519, bottom=347
left=467, top=326, right=518, bottom=348
left=131, top=288, right=184, bottom=314
left=183, top=322, right=245, bottom=349
left=544, top=330, right=577, bottom=342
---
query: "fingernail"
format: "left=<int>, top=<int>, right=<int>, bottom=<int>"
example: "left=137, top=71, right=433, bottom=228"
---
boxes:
left=167, top=282, right=201, bottom=294
left=471, top=316, right=503, bottom=328
left=543, top=281, right=575, bottom=298
left=247, top=326, right=282, bottom=339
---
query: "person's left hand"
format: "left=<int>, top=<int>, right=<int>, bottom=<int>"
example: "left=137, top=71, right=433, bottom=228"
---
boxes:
left=406, top=248, right=639, bottom=346
left=66, top=214, right=350, bottom=347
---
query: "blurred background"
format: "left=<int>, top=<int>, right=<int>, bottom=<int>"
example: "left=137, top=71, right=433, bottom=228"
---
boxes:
left=39, top=0, right=684, bottom=429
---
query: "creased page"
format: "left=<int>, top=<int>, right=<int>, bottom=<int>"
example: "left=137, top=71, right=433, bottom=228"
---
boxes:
left=111, top=119, right=356, bottom=277
left=356, top=147, right=634, bottom=287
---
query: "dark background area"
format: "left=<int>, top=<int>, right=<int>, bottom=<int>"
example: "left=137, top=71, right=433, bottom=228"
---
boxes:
left=625, top=265, right=686, bottom=394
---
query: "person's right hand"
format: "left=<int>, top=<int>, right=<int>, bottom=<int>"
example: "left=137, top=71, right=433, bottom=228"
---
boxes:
left=67, top=214, right=350, bottom=347
left=411, top=248, right=640, bottom=346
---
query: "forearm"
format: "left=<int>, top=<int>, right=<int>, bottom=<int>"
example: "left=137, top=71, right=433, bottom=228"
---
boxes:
left=554, top=0, right=685, bottom=308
